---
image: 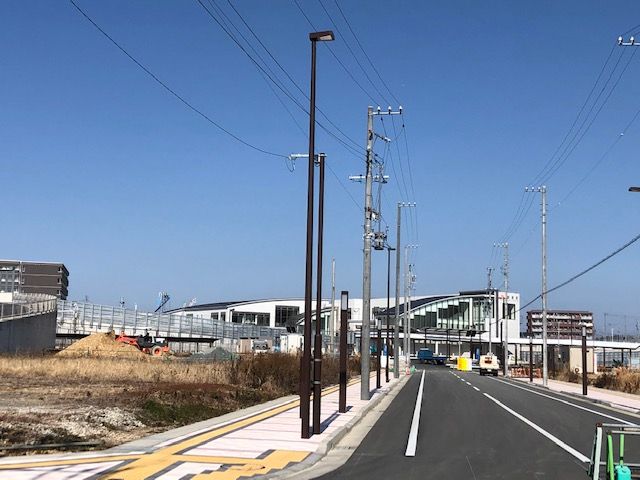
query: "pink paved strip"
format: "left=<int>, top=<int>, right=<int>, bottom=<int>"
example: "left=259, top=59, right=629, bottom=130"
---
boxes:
left=515, top=377, right=640, bottom=411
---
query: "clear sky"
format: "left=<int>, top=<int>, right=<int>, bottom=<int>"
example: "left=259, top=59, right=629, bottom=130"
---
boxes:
left=2, top=1, right=640, bottom=335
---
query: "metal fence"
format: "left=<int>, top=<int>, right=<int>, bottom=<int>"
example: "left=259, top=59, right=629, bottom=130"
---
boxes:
left=0, top=293, right=57, bottom=321
left=56, top=300, right=286, bottom=341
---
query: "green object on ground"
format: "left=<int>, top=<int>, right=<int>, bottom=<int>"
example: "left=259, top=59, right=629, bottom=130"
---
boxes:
left=615, top=434, right=631, bottom=480
left=607, top=434, right=614, bottom=480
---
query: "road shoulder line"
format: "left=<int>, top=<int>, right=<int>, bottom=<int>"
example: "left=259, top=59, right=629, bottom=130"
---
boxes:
left=405, top=370, right=426, bottom=457
left=492, top=377, right=636, bottom=425
left=483, top=392, right=590, bottom=463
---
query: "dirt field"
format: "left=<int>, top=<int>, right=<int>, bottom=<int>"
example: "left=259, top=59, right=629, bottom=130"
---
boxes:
left=0, top=342, right=360, bottom=456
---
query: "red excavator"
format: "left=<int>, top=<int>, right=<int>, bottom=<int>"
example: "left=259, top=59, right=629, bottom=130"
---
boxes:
left=116, top=330, right=170, bottom=356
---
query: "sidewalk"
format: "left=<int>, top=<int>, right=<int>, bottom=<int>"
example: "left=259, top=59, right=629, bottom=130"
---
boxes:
left=0, top=372, right=407, bottom=480
left=514, top=377, right=640, bottom=413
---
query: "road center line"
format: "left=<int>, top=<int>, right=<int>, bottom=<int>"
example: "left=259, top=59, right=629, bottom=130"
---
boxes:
left=483, top=392, right=590, bottom=463
left=405, top=370, right=425, bottom=457
left=472, top=386, right=480, bottom=392
left=493, top=378, right=636, bottom=425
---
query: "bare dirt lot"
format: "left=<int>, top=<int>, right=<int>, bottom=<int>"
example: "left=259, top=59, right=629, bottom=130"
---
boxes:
left=0, top=335, right=360, bottom=456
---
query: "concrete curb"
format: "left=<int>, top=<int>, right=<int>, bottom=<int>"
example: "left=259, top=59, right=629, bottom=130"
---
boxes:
left=507, top=378, right=640, bottom=417
left=261, top=374, right=412, bottom=479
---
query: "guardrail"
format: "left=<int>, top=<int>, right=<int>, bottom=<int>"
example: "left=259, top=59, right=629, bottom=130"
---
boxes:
left=56, top=300, right=286, bottom=341
left=0, top=293, right=57, bottom=321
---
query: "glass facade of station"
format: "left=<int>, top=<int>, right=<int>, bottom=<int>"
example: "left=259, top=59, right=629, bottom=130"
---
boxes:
left=411, top=295, right=492, bottom=331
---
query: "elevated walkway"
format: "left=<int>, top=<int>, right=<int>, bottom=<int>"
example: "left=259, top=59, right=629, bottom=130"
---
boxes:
left=56, top=300, right=286, bottom=345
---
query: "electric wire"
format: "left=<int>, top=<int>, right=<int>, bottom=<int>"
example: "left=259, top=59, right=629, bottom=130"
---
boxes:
left=332, top=0, right=401, bottom=105
left=69, top=0, right=287, bottom=159
left=325, top=159, right=362, bottom=211
left=496, top=39, right=635, bottom=247
left=317, top=0, right=391, bottom=106
left=205, top=0, right=306, bottom=140
left=197, top=0, right=367, bottom=162
left=394, top=115, right=419, bottom=242
left=518, top=231, right=640, bottom=314
left=225, top=0, right=364, bottom=155
left=292, top=0, right=380, bottom=105
left=531, top=43, right=618, bottom=186
left=540, top=47, right=637, bottom=184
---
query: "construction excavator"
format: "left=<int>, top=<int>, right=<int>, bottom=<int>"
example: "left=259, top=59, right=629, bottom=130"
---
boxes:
left=116, top=330, right=170, bottom=356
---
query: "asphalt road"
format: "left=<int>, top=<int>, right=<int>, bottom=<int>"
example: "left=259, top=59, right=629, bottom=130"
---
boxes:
left=316, top=365, right=640, bottom=479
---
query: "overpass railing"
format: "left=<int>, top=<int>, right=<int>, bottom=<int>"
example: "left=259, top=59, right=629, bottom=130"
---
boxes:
left=56, top=300, right=286, bottom=341
left=0, top=293, right=57, bottom=321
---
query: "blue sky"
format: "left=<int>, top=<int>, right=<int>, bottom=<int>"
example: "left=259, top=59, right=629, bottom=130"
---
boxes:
left=2, top=1, right=640, bottom=335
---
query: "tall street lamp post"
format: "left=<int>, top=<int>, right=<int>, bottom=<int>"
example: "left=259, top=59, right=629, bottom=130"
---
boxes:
left=301, top=30, right=334, bottom=439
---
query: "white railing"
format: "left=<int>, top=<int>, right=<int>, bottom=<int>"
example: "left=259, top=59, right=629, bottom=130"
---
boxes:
left=0, top=293, right=57, bottom=321
left=56, top=300, right=286, bottom=341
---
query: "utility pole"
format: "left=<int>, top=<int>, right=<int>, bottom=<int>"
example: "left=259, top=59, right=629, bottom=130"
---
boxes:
left=352, top=106, right=401, bottom=399
left=360, top=105, right=374, bottom=401
left=404, top=245, right=418, bottom=367
left=394, top=201, right=415, bottom=378
left=527, top=186, right=548, bottom=387
left=487, top=266, right=493, bottom=354
left=495, top=242, right=509, bottom=377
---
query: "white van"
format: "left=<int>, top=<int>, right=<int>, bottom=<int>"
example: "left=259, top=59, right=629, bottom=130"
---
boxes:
left=479, top=353, right=499, bottom=376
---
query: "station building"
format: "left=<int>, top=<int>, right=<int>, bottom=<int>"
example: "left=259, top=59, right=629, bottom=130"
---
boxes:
left=168, top=289, right=522, bottom=356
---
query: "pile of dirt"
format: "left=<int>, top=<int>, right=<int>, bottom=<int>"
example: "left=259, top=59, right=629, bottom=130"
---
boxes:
left=58, top=332, right=146, bottom=358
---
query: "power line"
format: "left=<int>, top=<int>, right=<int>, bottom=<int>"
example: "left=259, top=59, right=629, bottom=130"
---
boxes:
left=317, top=0, right=391, bottom=105
left=539, top=47, right=637, bottom=184
left=325, top=159, right=362, bottom=211
left=225, top=0, right=365, bottom=156
left=204, top=0, right=305, bottom=138
left=530, top=43, right=619, bottom=186
left=197, top=0, right=367, bottom=161
left=68, top=0, right=287, bottom=159
left=496, top=39, right=636, bottom=243
left=332, top=0, right=401, bottom=105
left=519, top=231, right=640, bottom=313
left=292, top=0, right=380, bottom=105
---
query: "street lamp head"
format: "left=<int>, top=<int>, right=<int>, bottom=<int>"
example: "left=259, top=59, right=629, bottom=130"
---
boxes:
left=629, top=186, right=640, bottom=192
left=310, top=30, right=335, bottom=42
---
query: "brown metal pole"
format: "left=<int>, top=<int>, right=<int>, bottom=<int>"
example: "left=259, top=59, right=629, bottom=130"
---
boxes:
left=300, top=38, right=317, bottom=439
left=313, top=153, right=325, bottom=435
left=385, top=246, right=393, bottom=383
left=529, top=338, right=534, bottom=383
left=376, top=327, right=381, bottom=389
left=582, top=325, right=588, bottom=396
left=339, top=291, right=348, bottom=413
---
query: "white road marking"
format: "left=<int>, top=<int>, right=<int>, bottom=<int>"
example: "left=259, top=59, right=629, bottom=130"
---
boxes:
left=465, top=381, right=472, bottom=386
left=493, top=378, right=636, bottom=425
left=405, top=370, right=425, bottom=457
left=483, top=393, right=590, bottom=463
left=472, top=386, right=480, bottom=392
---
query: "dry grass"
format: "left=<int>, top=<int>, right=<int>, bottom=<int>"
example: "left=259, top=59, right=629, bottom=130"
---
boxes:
left=0, top=353, right=362, bottom=392
left=592, top=368, right=640, bottom=394
left=551, top=366, right=640, bottom=395
left=0, top=352, right=364, bottom=454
